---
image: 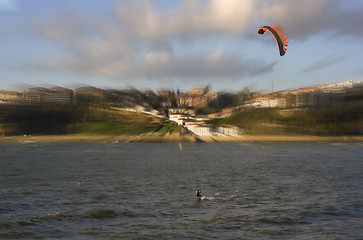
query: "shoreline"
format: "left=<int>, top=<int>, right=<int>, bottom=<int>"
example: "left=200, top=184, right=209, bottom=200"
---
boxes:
left=198, top=135, right=363, bottom=143
left=1, top=134, right=363, bottom=143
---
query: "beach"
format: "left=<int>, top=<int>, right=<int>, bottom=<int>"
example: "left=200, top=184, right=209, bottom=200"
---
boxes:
left=1, top=134, right=362, bottom=143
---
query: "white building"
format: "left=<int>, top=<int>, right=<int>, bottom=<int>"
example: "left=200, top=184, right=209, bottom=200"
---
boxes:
left=189, top=124, right=211, bottom=136
left=217, top=125, right=241, bottom=136
left=318, top=81, right=353, bottom=93
left=169, top=113, right=184, bottom=122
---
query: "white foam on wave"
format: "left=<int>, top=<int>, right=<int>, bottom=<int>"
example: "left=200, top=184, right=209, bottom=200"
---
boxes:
left=200, top=196, right=215, bottom=200
left=200, top=193, right=237, bottom=201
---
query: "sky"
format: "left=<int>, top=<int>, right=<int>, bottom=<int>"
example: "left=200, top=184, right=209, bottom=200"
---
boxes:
left=1, top=0, right=363, bottom=92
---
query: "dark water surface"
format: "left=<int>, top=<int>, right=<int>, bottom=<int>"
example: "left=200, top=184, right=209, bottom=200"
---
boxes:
left=0, top=142, right=362, bottom=239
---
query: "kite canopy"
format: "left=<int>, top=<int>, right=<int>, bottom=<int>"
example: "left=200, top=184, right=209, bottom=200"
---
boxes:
left=257, top=25, right=288, bottom=56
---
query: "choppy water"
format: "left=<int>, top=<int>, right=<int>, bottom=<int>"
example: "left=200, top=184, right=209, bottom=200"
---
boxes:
left=0, top=142, right=362, bottom=239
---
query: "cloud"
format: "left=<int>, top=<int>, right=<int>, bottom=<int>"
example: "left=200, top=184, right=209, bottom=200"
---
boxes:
left=258, top=0, right=363, bottom=40
left=115, top=0, right=256, bottom=39
left=302, top=55, right=345, bottom=73
left=0, top=0, right=19, bottom=12
left=32, top=7, right=91, bottom=42
left=28, top=0, right=363, bottom=84
left=38, top=49, right=275, bottom=83
left=111, top=0, right=363, bottom=41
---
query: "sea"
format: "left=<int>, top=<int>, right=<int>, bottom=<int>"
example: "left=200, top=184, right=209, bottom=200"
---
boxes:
left=0, top=142, right=362, bottom=239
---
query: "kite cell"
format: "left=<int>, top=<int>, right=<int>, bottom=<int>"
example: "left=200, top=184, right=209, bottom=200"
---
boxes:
left=257, top=25, right=288, bottom=56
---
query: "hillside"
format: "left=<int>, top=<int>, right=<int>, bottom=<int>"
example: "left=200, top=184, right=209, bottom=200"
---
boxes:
left=209, top=103, right=363, bottom=136
left=1, top=97, right=362, bottom=137
left=0, top=103, right=182, bottom=136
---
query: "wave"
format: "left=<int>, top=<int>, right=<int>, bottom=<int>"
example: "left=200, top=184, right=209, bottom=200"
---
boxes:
left=35, top=208, right=154, bottom=221
left=200, top=196, right=215, bottom=201
left=0, top=230, right=36, bottom=239
left=91, top=194, right=110, bottom=202
left=257, top=216, right=308, bottom=225
left=331, top=143, right=346, bottom=146
left=1, top=220, right=34, bottom=227
left=200, top=193, right=238, bottom=201
left=39, top=212, right=64, bottom=220
left=85, top=209, right=118, bottom=219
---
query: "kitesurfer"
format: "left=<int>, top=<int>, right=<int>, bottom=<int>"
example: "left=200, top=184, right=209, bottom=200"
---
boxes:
left=196, top=189, right=201, bottom=200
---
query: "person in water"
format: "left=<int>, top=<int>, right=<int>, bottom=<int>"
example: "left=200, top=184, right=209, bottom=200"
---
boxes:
left=196, top=189, right=201, bottom=200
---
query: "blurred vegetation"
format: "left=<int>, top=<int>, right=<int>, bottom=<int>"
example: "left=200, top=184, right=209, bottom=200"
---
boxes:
left=1, top=98, right=362, bottom=136
left=154, top=121, right=185, bottom=135
left=209, top=103, right=362, bottom=136
left=0, top=103, right=164, bottom=136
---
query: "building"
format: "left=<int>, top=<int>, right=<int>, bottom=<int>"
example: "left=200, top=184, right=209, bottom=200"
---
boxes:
left=25, top=87, right=73, bottom=103
left=217, top=125, right=241, bottom=136
left=318, top=80, right=356, bottom=93
left=45, top=87, right=73, bottom=103
left=189, top=124, right=211, bottom=136
left=249, top=94, right=279, bottom=108
left=169, top=113, right=184, bottom=122
left=189, top=87, right=209, bottom=95
left=244, top=80, right=363, bottom=109
left=0, top=91, right=23, bottom=103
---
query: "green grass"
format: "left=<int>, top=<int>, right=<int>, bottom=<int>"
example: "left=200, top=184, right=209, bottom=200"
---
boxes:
left=2, top=101, right=362, bottom=136
left=209, top=106, right=363, bottom=136
left=155, top=121, right=184, bottom=135
left=0, top=103, right=165, bottom=136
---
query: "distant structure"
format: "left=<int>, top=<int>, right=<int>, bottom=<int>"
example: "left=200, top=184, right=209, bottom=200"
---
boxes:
left=0, top=91, right=23, bottom=103
left=1, top=79, right=361, bottom=137
left=177, top=86, right=251, bottom=108
left=25, top=87, right=73, bottom=103
left=246, top=80, right=363, bottom=109
left=189, top=86, right=209, bottom=95
left=0, top=79, right=361, bottom=111
left=168, top=108, right=242, bottom=137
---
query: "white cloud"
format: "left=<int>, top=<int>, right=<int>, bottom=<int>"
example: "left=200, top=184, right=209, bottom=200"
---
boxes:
left=114, top=0, right=256, bottom=40
left=28, top=0, right=363, bottom=85
left=258, top=0, right=363, bottom=40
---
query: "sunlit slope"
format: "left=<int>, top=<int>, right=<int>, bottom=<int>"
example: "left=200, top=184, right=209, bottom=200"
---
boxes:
left=210, top=105, right=362, bottom=136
